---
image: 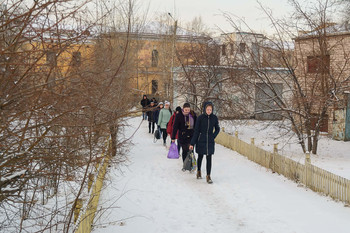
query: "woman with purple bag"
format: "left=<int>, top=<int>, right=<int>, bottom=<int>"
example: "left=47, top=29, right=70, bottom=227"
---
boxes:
left=167, top=106, right=182, bottom=153
left=171, top=103, right=197, bottom=170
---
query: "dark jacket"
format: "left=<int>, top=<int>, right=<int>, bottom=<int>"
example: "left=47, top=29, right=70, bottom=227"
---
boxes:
left=147, top=106, right=157, bottom=122
left=140, top=96, right=150, bottom=110
left=190, top=102, right=220, bottom=155
left=171, top=110, right=197, bottom=144
left=154, top=107, right=161, bottom=124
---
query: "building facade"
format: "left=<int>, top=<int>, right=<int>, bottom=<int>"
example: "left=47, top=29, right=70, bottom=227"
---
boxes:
left=293, top=23, right=350, bottom=137
left=114, top=31, right=210, bottom=104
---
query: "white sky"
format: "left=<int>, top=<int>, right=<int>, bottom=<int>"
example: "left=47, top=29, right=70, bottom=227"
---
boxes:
left=147, top=0, right=291, bottom=34
left=146, top=0, right=321, bottom=35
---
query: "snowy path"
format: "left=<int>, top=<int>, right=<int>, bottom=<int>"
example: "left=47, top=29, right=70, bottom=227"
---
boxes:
left=93, top=117, right=350, bottom=233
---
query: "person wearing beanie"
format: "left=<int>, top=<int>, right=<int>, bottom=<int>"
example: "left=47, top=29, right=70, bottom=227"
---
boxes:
left=190, top=101, right=220, bottom=184
left=167, top=106, right=182, bottom=153
left=154, top=102, right=164, bottom=126
left=171, top=103, right=197, bottom=169
left=152, top=97, right=158, bottom=106
left=157, top=101, right=172, bottom=146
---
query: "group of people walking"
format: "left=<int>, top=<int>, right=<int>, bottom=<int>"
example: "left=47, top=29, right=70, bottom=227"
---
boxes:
left=141, top=95, right=220, bottom=184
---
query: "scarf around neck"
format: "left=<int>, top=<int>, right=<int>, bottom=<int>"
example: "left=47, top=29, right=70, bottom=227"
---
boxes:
left=184, top=113, right=194, bottom=129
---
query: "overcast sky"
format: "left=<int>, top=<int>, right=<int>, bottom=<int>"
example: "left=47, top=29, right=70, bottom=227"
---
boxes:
left=146, top=0, right=316, bottom=35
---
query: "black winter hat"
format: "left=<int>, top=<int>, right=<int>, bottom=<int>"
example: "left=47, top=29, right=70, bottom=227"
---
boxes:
left=175, top=106, right=182, bottom=112
left=183, top=103, right=191, bottom=108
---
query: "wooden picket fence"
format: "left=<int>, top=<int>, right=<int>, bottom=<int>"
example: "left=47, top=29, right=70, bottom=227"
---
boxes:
left=215, top=130, right=350, bottom=205
left=74, top=141, right=111, bottom=233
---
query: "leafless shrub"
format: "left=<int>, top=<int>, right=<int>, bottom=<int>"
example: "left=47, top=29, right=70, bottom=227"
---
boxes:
left=0, top=0, right=140, bottom=232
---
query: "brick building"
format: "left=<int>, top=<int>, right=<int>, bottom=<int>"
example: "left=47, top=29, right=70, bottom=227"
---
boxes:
left=293, top=23, right=350, bottom=137
left=124, top=30, right=210, bottom=103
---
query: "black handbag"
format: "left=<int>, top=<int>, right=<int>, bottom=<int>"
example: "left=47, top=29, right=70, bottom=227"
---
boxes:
left=154, top=129, right=161, bottom=139
left=183, top=151, right=192, bottom=171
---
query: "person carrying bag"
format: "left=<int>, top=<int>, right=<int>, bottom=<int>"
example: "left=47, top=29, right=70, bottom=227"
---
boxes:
left=171, top=103, right=197, bottom=171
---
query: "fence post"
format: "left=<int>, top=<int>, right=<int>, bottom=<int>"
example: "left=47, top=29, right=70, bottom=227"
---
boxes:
left=88, top=173, right=94, bottom=191
left=305, top=152, right=311, bottom=164
left=250, top=138, right=255, bottom=161
left=220, top=127, right=227, bottom=148
left=305, top=152, right=311, bottom=188
left=347, top=180, right=350, bottom=206
left=273, top=144, right=278, bottom=153
left=74, top=198, right=83, bottom=224
left=234, top=131, right=238, bottom=152
left=272, top=144, right=278, bottom=173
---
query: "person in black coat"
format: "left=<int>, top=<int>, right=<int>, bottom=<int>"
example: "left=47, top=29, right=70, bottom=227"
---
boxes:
left=171, top=103, right=197, bottom=169
left=146, top=101, right=157, bottom=133
left=190, top=102, right=220, bottom=184
left=140, top=95, right=150, bottom=120
left=151, top=97, right=158, bottom=106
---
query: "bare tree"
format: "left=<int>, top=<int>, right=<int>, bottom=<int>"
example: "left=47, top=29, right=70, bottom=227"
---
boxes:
left=174, top=20, right=260, bottom=118
left=339, top=0, right=350, bottom=22
left=219, top=0, right=350, bottom=154
left=0, top=0, right=141, bottom=232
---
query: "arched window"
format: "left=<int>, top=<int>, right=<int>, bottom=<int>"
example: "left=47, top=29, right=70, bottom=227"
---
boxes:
left=151, top=49, right=159, bottom=67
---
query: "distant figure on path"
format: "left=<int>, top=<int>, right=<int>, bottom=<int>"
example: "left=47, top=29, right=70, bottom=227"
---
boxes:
left=147, top=101, right=157, bottom=134
left=157, top=101, right=172, bottom=146
left=141, top=95, right=150, bottom=120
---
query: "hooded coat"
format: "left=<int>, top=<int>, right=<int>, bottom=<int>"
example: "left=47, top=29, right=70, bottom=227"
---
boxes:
left=140, top=95, right=150, bottom=109
left=190, top=102, right=220, bottom=155
left=146, top=105, right=157, bottom=122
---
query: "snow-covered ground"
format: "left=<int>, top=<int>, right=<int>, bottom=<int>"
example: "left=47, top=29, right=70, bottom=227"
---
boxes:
left=221, top=120, right=350, bottom=179
left=92, top=117, right=350, bottom=233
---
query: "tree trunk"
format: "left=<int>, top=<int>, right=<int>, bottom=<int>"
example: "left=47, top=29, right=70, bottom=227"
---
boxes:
left=109, top=124, right=118, bottom=157
left=312, top=133, right=319, bottom=154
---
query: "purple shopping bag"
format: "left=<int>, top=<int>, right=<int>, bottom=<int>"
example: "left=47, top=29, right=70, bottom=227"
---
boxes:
left=167, top=142, right=179, bottom=159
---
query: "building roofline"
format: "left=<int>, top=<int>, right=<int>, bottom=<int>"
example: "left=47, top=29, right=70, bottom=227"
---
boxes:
left=173, top=65, right=290, bottom=72
left=294, top=23, right=350, bottom=41
left=105, top=31, right=211, bottom=43
left=221, top=31, right=265, bottom=37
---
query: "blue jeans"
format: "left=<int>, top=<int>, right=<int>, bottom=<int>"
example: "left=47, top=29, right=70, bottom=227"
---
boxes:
left=142, top=112, right=147, bottom=120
